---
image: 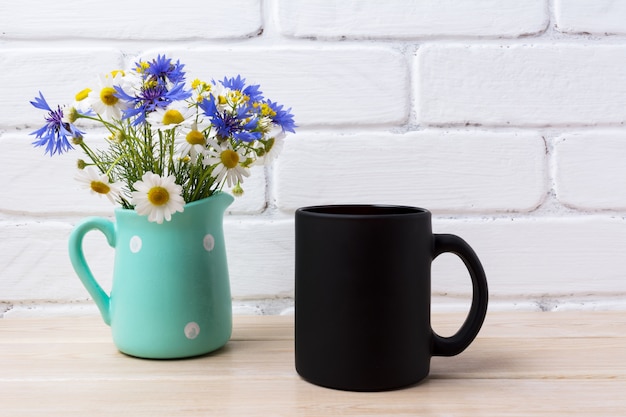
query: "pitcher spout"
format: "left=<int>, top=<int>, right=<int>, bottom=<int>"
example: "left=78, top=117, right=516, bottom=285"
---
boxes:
left=210, top=191, right=235, bottom=213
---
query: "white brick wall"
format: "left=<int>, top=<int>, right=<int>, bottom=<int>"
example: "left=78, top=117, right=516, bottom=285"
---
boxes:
left=554, top=132, right=626, bottom=210
left=0, top=0, right=262, bottom=39
left=278, top=0, right=548, bottom=39
left=1, top=0, right=626, bottom=316
left=274, top=131, right=547, bottom=212
left=417, top=44, right=626, bottom=126
left=554, top=0, right=626, bottom=35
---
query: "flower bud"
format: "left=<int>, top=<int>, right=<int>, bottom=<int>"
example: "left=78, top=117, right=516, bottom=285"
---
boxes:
left=109, top=131, right=125, bottom=143
left=72, top=134, right=84, bottom=145
left=66, top=106, right=80, bottom=123
left=232, top=182, right=244, bottom=197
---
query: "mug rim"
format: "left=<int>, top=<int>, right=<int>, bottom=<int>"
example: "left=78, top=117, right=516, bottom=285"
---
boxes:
left=296, top=204, right=429, bottom=218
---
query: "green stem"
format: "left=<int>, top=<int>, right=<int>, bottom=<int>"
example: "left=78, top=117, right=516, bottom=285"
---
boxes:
left=76, top=113, right=118, bottom=133
left=104, top=152, right=130, bottom=177
left=78, top=142, right=105, bottom=172
left=190, top=165, right=217, bottom=201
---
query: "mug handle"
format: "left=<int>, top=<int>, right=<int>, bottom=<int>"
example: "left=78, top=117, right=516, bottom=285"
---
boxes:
left=431, top=234, right=489, bottom=356
left=68, top=217, right=116, bottom=326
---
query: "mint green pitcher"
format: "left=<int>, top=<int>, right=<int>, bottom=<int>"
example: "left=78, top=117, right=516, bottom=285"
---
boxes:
left=68, top=192, right=234, bottom=359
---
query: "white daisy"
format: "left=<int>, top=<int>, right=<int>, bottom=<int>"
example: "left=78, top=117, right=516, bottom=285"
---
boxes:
left=131, top=172, right=185, bottom=224
left=84, top=72, right=129, bottom=121
left=146, top=101, right=194, bottom=132
left=208, top=82, right=227, bottom=109
left=208, top=82, right=243, bottom=112
left=175, top=121, right=211, bottom=161
left=203, top=140, right=250, bottom=188
left=257, top=131, right=285, bottom=166
left=75, top=167, right=123, bottom=204
left=72, top=88, right=93, bottom=114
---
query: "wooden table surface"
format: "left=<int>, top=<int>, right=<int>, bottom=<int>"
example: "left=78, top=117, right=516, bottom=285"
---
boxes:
left=1, top=311, right=625, bottom=416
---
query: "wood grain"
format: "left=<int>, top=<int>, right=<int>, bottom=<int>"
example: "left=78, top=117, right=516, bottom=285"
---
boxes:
left=1, top=312, right=624, bottom=416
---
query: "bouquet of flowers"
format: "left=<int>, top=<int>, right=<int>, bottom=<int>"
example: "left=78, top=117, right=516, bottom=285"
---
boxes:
left=30, top=55, right=296, bottom=223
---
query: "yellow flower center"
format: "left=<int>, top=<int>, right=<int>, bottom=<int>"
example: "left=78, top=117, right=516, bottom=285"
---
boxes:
left=260, top=103, right=277, bottom=117
left=90, top=181, right=111, bottom=195
left=220, top=149, right=239, bottom=169
left=75, top=88, right=92, bottom=102
left=100, top=87, right=119, bottom=106
left=228, top=91, right=246, bottom=104
left=186, top=130, right=205, bottom=146
left=147, top=186, right=170, bottom=206
left=136, top=61, right=149, bottom=73
left=162, top=109, right=184, bottom=125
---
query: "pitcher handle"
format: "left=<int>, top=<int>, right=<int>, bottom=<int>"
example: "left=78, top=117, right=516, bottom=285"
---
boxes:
left=431, top=234, right=489, bottom=357
left=68, top=217, right=116, bottom=325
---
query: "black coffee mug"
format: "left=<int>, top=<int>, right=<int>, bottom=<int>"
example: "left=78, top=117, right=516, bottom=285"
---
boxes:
left=295, top=205, right=488, bottom=391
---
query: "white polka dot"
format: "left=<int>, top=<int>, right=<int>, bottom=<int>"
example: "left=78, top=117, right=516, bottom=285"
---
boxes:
left=203, top=234, right=215, bottom=252
left=184, top=322, right=200, bottom=339
left=129, top=235, right=142, bottom=253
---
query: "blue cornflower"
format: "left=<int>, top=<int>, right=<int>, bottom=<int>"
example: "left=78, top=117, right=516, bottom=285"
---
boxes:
left=219, top=75, right=264, bottom=103
left=265, top=100, right=297, bottom=133
left=29, top=92, right=84, bottom=156
left=142, top=54, right=186, bottom=85
left=115, top=82, right=191, bottom=126
left=199, top=97, right=262, bottom=143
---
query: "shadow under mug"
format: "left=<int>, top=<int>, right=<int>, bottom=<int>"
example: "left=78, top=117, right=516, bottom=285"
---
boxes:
left=295, top=205, right=489, bottom=391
